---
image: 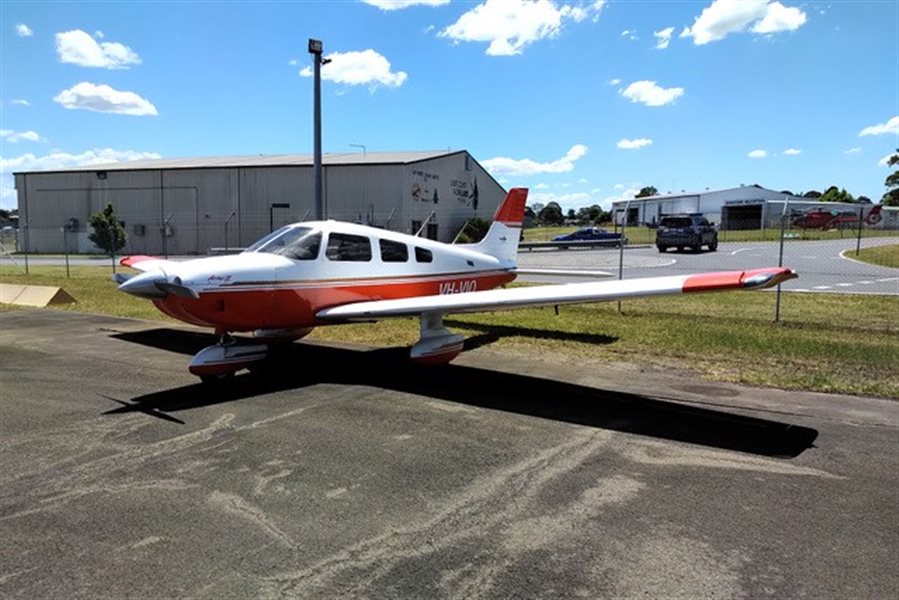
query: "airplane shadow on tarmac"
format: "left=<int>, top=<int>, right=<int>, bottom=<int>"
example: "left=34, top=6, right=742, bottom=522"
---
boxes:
left=106, top=328, right=818, bottom=459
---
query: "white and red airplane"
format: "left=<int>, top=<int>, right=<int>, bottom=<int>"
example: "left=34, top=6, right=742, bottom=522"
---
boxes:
left=115, top=188, right=797, bottom=381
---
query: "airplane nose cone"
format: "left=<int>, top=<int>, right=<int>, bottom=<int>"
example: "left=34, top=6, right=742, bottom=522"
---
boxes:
left=117, top=269, right=167, bottom=299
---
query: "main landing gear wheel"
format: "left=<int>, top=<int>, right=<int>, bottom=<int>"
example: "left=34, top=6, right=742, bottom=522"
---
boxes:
left=189, top=331, right=269, bottom=383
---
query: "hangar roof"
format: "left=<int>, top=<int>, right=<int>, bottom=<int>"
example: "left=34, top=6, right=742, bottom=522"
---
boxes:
left=15, top=150, right=464, bottom=174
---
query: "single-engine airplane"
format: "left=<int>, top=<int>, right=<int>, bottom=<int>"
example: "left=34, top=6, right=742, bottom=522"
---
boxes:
left=115, top=188, right=797, bottom=382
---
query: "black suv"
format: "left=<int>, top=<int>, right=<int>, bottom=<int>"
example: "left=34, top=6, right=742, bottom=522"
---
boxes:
left=656, top=214, right=718, bottom=252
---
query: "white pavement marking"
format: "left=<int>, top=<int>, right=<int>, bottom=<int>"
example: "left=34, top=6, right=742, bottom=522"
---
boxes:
left=729, top=248, right=754, bottom=256
left=813, top=286, right=832, bottom=290
left=835, top=283, right=853, bottom=287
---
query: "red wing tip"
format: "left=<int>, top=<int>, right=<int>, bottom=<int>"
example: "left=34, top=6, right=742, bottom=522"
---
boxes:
left=684, top=268, right=797, bottom=293
left=121, top=255, right=158, bottom=268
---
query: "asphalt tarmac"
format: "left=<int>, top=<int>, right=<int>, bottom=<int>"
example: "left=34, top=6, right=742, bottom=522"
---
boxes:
left=1, top=310, right=897, bottom=599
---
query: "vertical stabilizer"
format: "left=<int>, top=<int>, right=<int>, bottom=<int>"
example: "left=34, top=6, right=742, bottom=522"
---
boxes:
left=462, top=188, right=528, bottom=265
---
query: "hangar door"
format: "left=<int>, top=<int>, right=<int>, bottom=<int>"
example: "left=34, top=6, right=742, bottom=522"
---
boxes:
left=722, top=205, right=762, bottom=230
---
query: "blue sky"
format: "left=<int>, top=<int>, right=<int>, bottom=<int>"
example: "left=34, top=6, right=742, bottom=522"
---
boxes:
left=1, top=0, right=897, bottom=211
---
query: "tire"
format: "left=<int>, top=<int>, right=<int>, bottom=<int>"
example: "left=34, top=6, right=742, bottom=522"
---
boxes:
left=657, top=246, right=667, bottom=253
left=708, top=237, right=718, bottom=252
left=677, top=246, right=684, bottom=252
left=200, top=372, right=235, bottom=385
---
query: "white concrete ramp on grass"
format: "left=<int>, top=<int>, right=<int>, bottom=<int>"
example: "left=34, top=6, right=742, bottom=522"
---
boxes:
left=0, top=283, right=76, bottom=307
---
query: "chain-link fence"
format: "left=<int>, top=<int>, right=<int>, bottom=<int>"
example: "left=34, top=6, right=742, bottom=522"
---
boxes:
left=4, top=205, right=898, bottom=330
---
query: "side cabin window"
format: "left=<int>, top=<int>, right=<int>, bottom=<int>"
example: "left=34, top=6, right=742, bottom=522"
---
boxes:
left=379, top=239, right=408, bottom=262
left=415, top=247, right=433, bottom=263
left=326, top=233, right=372, bottom=262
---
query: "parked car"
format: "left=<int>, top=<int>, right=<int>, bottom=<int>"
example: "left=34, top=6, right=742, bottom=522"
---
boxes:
left=552, top=227, right=624, bottom=243
left=656, top=214, right=718, bottom=252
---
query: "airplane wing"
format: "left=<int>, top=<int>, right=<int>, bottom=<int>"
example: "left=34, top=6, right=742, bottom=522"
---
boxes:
left=317, top=267, right=796, bottom=321
left=119, top=255, right=180, bottom=273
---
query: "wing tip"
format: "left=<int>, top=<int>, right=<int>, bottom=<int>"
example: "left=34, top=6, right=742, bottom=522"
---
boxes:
left=683, top=268, right=797, bottom=293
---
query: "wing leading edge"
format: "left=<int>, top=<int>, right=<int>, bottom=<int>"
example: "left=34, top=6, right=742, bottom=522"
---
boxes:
left=317, top=267, right=797, bottom=321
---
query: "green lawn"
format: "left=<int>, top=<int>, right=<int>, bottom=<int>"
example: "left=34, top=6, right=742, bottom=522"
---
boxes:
left=2, top=265, right=897, bottom=398
left=853, top=244, right=899, bottom=269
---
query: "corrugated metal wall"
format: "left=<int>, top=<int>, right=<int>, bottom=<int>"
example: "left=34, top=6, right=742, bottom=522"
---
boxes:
left=15, top=153, right=507, bottom=253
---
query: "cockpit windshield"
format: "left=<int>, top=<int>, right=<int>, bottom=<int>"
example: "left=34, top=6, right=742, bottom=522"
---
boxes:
left=243, top=226, right=321, bottom=260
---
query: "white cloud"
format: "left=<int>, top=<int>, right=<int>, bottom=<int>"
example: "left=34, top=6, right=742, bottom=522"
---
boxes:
left=608, top=78, right=621, bottom=85
left=683, top=0, right=807, bottom=45
left=288, top=58, right=299, bottom=66
left=54, top=82, right=158, bottom=116
left=94, top=30, right=105, bottom=39
left=363, top=0, right=450, bottom=9
left=534, top=183, right=550, bottom=189
left=55, top=29, right=141, bottom=69
left=482, top=144, right=588, bottom=176
left=617, top=138, right=653, bottom=150
left=621, top=29, right=638, bottom=41
left=859, top=116, right=899, bottom=137
left=440, top=0, right=605, bottom=56
left=613, top=183, right=625, bottom=190
left=0, top=130, right=46, bottom=143
left=10, top=99, right=31, bottom=107
left=0, top=148, right=162, bottom=209
left=300, top=49, right=407, bottom=90
left=878, top=154, right=894, bottom=167
left=16, top=23, right=33, bottom=37
left=619, top=80, right=684, bottom=106
left=845, top=146, right=862, bottom=154
left=752, top=1, right=807, bottom=34
left=602, top=187, right=640, bottom=210
left=654, top=26, right=675, bottom=49
left=578, top=178, right=588, bottom=184
left=783, top=148, right=802, bottom=155
left=748, top=149, right=768, bottom=158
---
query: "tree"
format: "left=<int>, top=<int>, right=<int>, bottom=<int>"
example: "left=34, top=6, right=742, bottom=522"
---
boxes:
left=89, top=203, right=127, bottom=256
left=803, top=190, right=822, bottom=198
left=566, top=208, right=576, bottom=220
left=576, top=204, right=602, bottom=223
left=819, top=186, right=856, bottom=204
left=537, top=202, right=564, bottom=225
left=883, top=153, right=899, bottom=207
left=636, top=186, right=658, bottom=198
left=455, top=217, right=491, bottom=243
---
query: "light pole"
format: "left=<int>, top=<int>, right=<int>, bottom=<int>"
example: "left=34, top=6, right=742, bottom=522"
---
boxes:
left=309, top=39, right=330, bottom=220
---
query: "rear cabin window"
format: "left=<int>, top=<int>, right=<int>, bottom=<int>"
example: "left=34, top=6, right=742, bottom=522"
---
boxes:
left=415, top=247, right=433, bottom=263
left=379, top=239, right=408, bottom=262
left=326, top=233, right=372, bottom=262
left=661, top=217, right=693, bottom=228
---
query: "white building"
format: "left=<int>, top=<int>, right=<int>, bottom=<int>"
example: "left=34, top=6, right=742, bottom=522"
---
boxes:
left=610, top=185, right=899, bottom=230
left=14, top=150, right=505, bottom=254
left=611, top=185, right=813, bottom=229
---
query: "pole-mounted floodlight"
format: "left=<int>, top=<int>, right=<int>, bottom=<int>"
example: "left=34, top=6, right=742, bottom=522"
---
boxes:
left=309, top=38, right=326, bottom=220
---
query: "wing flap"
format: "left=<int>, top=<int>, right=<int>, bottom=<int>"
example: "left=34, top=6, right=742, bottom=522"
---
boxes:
left=317, top=267, right=797, bottom=321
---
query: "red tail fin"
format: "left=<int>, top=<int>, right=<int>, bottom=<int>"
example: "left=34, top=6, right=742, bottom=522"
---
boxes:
left=493, top=188, right=528, bottom=226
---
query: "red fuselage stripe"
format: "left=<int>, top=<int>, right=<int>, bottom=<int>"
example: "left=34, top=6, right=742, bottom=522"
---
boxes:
left=157, top=270, right=517, bottom=331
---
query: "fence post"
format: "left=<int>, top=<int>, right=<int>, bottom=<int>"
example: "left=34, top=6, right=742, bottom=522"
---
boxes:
left=62, top=220, right=70, bottom=278
left=855, top=204, right=864, bottom=256
left=22, top=219, right=30, bottom=275
left=617, top=200, right=630, bottom=314
left=774, top=197, right=789, bottom=323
